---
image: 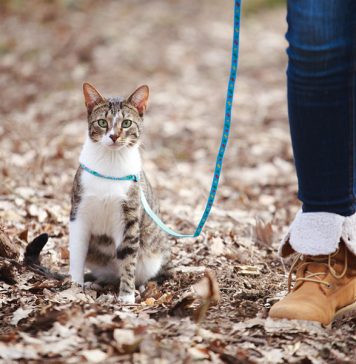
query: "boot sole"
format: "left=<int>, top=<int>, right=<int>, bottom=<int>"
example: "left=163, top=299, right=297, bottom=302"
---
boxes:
left=333, top=300, right=356, bottom=322
left=269, top=300, right=356, bottom=327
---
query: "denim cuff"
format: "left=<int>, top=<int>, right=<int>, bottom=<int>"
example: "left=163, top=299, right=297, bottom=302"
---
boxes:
left=279, top=210, right=356, bottom=257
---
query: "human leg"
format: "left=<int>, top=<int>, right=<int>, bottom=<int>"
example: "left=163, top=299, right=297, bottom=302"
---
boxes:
left=269, top=0, right=356, bottom=324
left=287, top=0, right=356, bottom=217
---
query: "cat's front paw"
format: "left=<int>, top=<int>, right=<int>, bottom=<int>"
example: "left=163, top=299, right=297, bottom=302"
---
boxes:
left=70, top=272, right=84, bottom=287
left=118, top=293, right=135, bottom=304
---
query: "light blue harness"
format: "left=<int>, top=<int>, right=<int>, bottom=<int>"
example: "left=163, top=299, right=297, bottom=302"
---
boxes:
left=80, top=0, right=242, bottom=239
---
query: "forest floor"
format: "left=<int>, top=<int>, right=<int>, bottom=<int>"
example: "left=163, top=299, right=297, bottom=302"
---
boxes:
left=1, top=1, right=356, bottom=363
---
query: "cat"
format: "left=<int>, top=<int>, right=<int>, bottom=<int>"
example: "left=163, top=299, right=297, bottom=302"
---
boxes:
left=69, top=82, right=169, bottom=303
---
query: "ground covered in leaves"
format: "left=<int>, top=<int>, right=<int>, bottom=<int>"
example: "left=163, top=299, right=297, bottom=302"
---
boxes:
left=1, top=1, right=356, bottom=363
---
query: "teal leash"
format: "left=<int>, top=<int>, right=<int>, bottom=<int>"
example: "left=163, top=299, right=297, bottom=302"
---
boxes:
left=193, top=0, right=241, bottom=237
left=80, top=0, right=242, bottom=239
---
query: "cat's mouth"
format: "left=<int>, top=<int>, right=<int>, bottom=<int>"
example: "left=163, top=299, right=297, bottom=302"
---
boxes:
left=105, top=142, right=125, bottom=150
left=107, top=143, right=124, bottom=150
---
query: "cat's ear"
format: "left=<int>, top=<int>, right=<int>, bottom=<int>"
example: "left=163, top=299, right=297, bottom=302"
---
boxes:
left=83, top=82, right=105, bottom=113
left=127, top=85, right=149, bottom=116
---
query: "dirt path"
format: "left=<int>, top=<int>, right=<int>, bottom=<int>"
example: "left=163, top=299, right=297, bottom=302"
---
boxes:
left=0, top=1, right=355, bottom=363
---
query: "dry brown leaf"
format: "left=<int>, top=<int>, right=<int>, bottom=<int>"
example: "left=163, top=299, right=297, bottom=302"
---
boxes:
left=144, top=297, right=156, bottom=306
left=210, top=237, right=225, bottom=256
left=191, top=270, right=220, bottom=304
left=235, top=265, right=261, bottom=276
left=255, top=218, right=274, bottom=246
left=60, top=246, right=69, bottom=260
left=0, top=227, right=19, bottom=259
left=140, top=281, right=162, bottom=300
left=81, top=349, right=108, bottom=363
left=11, top=307, right=33, bottom=325
left=27, top=204, right=48, bottom=223
left=18, top=229, right=28, bottom=242
left=188, top=346, right=211, bottom=360
left=113, top=329, right=141, bottom=354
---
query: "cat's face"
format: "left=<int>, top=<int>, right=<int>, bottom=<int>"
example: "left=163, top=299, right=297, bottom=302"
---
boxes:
left=82, top=83, right=149, bottom=150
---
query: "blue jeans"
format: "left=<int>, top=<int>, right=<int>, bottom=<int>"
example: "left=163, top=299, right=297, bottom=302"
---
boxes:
left=287, top=0, right=356, bottom=216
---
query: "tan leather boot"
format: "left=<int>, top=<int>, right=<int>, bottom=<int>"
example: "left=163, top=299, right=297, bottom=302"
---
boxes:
left=269, top=243, right=356, bottom=325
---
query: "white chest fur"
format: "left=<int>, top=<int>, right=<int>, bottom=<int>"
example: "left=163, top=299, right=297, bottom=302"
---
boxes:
left=77, top=138, right=142, bottom=242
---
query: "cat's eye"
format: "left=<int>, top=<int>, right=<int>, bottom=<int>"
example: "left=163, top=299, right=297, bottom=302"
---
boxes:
left=121, top=119, right=132, bottom=128
left=97, top=119, right=108, bottom=128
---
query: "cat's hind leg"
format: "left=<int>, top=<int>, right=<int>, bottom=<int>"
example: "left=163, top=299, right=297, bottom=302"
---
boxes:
left=135, top=252, right=164, bottom=287
left=84, top=272, right=96, bottom=282
left=85, top=260, right=120, bottom=289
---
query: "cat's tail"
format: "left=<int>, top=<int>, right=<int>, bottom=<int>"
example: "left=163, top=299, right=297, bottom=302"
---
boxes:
left=24, top=233, right=67, bottom=281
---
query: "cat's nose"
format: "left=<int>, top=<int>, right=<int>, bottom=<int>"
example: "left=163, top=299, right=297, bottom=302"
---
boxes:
left=109, top=134, right=119, bottom=143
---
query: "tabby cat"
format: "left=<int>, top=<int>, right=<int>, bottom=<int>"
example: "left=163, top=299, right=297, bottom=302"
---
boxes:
left=69, top=82, right=169, bottom=303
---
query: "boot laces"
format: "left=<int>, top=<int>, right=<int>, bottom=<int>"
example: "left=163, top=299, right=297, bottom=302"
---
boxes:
left=288, top=248, right=348, bottom=292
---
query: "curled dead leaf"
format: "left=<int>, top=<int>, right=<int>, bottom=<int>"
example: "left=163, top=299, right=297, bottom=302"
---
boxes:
left=192, top=270, right=220, bottom=304
left=170, top=270, right=220, bottom=325
left=188, top=346, right=211, bottom=360
left=141, top=281, right=162, bottom=300
left=255, top=218, right=274, bottom=246
left=113, top=328, right=141, bottom=354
